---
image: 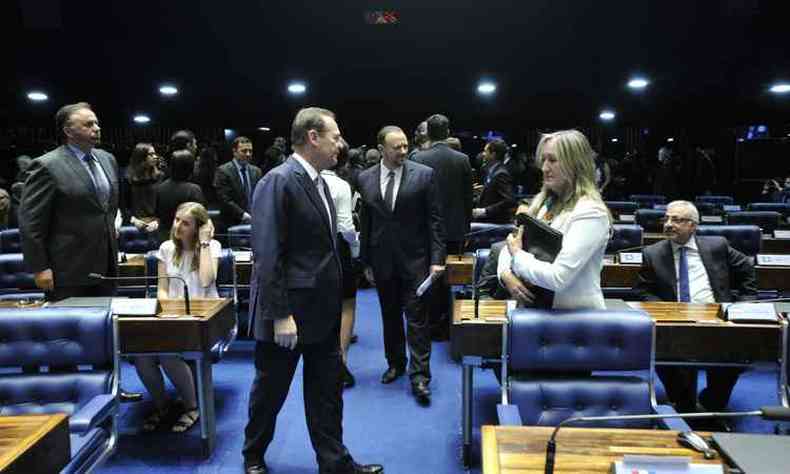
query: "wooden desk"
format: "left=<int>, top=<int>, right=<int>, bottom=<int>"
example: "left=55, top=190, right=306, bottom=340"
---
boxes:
left=454, top=298, right=787, bottom=466
left=118, top=298, right=234, bottom=457
left=0, top=414, right=70, bottom=474
left=446, top=255, right=475, bottom=285
left=481, top=425, right=719, bottom=474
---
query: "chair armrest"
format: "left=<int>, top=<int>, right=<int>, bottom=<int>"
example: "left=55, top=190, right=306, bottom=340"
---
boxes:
left=497, top=404, right=523, bottom=426
left=655, top=404, right=691, bottom=432
left=69, top=394, right=117, bottom=433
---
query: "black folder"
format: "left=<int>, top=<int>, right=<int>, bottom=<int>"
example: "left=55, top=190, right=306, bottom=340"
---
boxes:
left=515, top=213, right=563, bottom=308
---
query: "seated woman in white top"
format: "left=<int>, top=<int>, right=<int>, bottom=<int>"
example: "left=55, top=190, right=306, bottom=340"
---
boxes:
left=497, top=130, right=611, bottom=310
left=134, top=201, right=221, bottom=433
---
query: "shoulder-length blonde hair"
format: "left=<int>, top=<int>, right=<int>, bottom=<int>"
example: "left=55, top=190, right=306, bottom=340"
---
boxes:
left=528, top=130, right=607, bottom=219
left=170, top=201, right=210, bottom=271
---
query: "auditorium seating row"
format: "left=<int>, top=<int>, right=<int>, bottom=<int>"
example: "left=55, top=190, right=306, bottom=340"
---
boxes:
left=606, top=205, right=790, bottom=233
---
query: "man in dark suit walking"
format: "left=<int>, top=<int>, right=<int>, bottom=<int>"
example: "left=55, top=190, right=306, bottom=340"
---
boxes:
left=634, top=200, right=756, bottom=425
left=413, top=114, right=472, bottom=339
left=214, top=136, right=262, bottom=228
left=242, top=108, right=382, bottom=474
left=472, top=138, right=516, bottom=224
left=358, top=125, right=446, bottom=405
left=20, top=102, right=119, bottom=301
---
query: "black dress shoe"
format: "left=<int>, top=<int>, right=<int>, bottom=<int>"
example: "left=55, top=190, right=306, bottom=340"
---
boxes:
left=380, top=367, right=404, bottom=384
left=411, top=381, right=431, bottom=405
left=351, top=462, right=384, bottom=473
left=342, top=363, right=356, bottom=389
left=244, top=462, right=269, bottom=474
left=350, top=334, right=359, bottom=344
left=120, top=390, right=143, bottom=403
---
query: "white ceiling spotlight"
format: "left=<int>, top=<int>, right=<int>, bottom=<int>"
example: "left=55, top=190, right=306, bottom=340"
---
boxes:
left=769, top=83, right=790, bottom=94
left=159, top=85, right=178, bottom=96
left=627, top=77, right=649, bottom=89
left=599, top=110, right=616, bottom=121
left=477, top=81, right=497, bottom=95
left=133, top=114, right=151, bottom=124
left=27, top=91, right=48, bottom=102
left=287, top=82, right=307, bottom=95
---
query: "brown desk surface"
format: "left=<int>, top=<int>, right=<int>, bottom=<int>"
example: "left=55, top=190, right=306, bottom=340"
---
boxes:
left=481, top=425, right=719, bottom=474
left=0, top=414, right=70, bottom=474
left=118, top=298, right=234, bottom=353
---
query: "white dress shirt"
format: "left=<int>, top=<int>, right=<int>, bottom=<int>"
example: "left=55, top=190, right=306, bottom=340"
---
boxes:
left=321, top=170, right=359, bottom=257
left=497, top=197, right=611, bottom=309
left=292, top=153, right=332, bottom=229
left=379, top=163, right=404, bottom=211
left=670, top=236, right=715, bottom=303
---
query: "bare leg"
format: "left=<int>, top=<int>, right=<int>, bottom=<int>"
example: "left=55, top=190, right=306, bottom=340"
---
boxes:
left=134, top=356, right=168, bottom=410
left=339, top=297, right=356, bottom=363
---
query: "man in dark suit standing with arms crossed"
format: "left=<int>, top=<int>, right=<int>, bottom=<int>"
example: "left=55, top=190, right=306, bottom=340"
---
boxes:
left=214, top=136, right=262, bottom=228
left=242, top=108, right=383, bottom=474
left=413, top=114, right=472, bottom=340
left=359, top=126, right=446, bottom=405
left=634, top=200, right=756, bottom=428
left=20, top=102, right=119, bottom=302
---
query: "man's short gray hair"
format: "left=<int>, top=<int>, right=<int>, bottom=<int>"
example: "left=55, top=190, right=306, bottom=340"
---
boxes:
left=667, top=200, right=699, bottom=223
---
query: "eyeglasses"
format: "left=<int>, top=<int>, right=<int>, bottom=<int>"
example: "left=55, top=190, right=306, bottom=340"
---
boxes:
left=660, top=216, right=695, bottom=225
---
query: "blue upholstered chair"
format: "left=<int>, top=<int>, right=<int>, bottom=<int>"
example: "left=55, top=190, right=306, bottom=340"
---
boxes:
left=465, top=223, right=515, bottom=252
left=605, top=201, right=638, bottom=222
left=0, top=253, right=44, bottom=301
left=629, top=194, right=667, bottom=209
left=697, top=195, right=734, bottom=206
left=695, top=202, right=724, bottom=217
left=118, top=226, right=158, bottom=254
left=748, top=202, right=790, bottom=217
left=635, top=209, right=665, bottom=233
left=0, top=307, right=119, bottom=473
left=227, top=224, right=252, bottom=249
left=0, top=228, right=21, bottom=253
left=726, top=211, right=783, bottom=235
left=696, top=225, right=761, bottom=257
left=144, top=248, right=238, bottom=362
left=606, top=224, right=643, bottom=254
left=496, top=308, right=685, bottom=430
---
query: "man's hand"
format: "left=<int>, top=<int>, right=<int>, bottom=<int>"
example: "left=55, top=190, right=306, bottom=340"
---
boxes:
left=274, top=315, right=298, bottom=350
left=430, top=265, right=445, bottom=276
left=472, top=208, right=486, bottom=219
left=363, top=266, right=376, bottom=286
left=34, top=269, right=54, bottom=291
left=145, top=220, right=159, bottom=233
left=500, top=269, right=534, bottom=306
left=242, top=212, right=252, bottom=223
left=198, top=219, right=215, bottom=242
left=506, top=226, right=524, bottom=256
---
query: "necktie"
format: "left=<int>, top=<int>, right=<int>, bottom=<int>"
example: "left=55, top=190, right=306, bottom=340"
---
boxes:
left=240, top=165, right=250, bottom=204
left=384, top=170, right=395, bottom=211
left=678, top=246, right=691, bottom=302
left=83, top=154, right=110, bottom=204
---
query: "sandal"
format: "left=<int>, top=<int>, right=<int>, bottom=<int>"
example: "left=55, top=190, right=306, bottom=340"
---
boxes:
left=171, top=408, right=199, bottom=433
left=142, top=407, right=169, bottom=432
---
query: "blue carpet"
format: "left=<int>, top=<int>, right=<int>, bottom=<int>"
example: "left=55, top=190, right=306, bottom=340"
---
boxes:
left=98, top=289, right=785, bottom=473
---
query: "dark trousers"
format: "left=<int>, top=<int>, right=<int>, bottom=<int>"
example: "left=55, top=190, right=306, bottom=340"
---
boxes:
left=428, top=241, right=463, bottom=338
left=374, top=268, right=431, bottom=383
left=243, top=329, right=353, bottom=472
left=657, top=366, right=743, bottom=412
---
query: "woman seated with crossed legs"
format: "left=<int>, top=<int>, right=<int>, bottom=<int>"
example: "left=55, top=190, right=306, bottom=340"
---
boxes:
left=134, top=201, right=221, bottom=432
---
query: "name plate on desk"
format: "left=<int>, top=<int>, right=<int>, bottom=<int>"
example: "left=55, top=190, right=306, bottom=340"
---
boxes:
left=619, top=214, right=635, bottom=222
left=613, top=455, right=723, bottom=473
left=111, top=298, right=159, bottom=316
left=723, top=302, right=779, bottom=323
left=773, top=230, right=790, bottom=239
left=723, top=205, right=742, bottom=212
left=233, top=250, right=252, bottom=262
left=701, top=215, right=723, bottom=223
left=757, top=254, right=790, bottom=266
left=619, top=252, right=643, bottom=264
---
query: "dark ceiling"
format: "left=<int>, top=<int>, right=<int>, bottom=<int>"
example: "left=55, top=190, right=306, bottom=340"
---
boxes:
left=2, top=0, right=789, bottom=144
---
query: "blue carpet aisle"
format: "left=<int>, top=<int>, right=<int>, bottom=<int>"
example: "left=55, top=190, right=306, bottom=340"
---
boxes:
left=98, top=288, right=784, bottom=474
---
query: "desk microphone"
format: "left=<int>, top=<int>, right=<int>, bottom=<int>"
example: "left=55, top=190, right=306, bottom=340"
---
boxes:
left=544, top=406, right=790, bottom=474
left=88, top=273, right=191, bottom=315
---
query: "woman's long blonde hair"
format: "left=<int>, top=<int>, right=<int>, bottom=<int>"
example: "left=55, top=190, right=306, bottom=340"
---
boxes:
left=528, top=130, right=607, bottom=220
left=170, top=201, right=210, bottom=271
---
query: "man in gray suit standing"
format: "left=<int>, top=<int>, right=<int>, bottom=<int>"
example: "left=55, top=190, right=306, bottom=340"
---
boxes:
left=242, top=107, right=383, bottom=474
left=20, top=102, right=119, bottom=302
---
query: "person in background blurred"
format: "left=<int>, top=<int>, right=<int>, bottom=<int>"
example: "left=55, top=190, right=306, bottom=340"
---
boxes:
left=196, top=146, right=219, bottom=209
left=155, top=149, right=206, bottom=243
left=123, top=143, right=163, bottom=234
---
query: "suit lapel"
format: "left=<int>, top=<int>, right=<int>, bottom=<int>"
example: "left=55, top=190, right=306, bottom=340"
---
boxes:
left=393, top=162, right=412, bottom=215
left=290, top=157, right=333, bottom=238
left=659, top=240, right=678, bottom=300
left=370, top=164, right=392, bottom=216
left=94, top=151, right=117, bottom=209
left=62, top=146, right=103, bottom=209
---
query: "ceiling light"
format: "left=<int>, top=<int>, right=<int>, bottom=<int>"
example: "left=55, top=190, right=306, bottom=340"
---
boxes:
left=27, top=91, right=48, bottom=102
left=610, top=138, right=619, bottom=143
left=769, top=83, right=790, bottom=94
left=599, top=110, right=615, bottom=121
left=667, top=137, right=675, bottom=142
left=627, top=78, right=649, bottom=89
left=258, top=127, right=271, bottom=131
left=288, top=82, right=307, bottom=94
left=133, top=114, right=151, bottom=124
left=477, top=82, right=496, bottom=95
left=159, top=85, right=178, bottom=96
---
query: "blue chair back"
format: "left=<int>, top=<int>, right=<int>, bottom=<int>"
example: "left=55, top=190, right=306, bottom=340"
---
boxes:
left=697, top=195, right=734, bottom=205
left=504, top=308, right=656, bottom=428
left=748, top=202, right=790, bottom=217
left=465, top=223, right=515, bottom=252
left=696, top=225, right=761, bottom=256
left=118, top=226, right=158, bottom=254
left=605, top=201, right=638, bottom=221
left=606, top=224, right=642, bottom=254
left=0, top=228, right=21, bottom=253
left=227, top=224, right=251, bottom=249
left=473, top=248, right=490, bottom=285
left=635, top=209, right=665, bottom=232
left=0, top=253, right=38, bottom=295
left=629, top=194, right=666, bottom=208
left=695, top=202, right=723, bottom=216
left=726, top=211, right=782, bottom=234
